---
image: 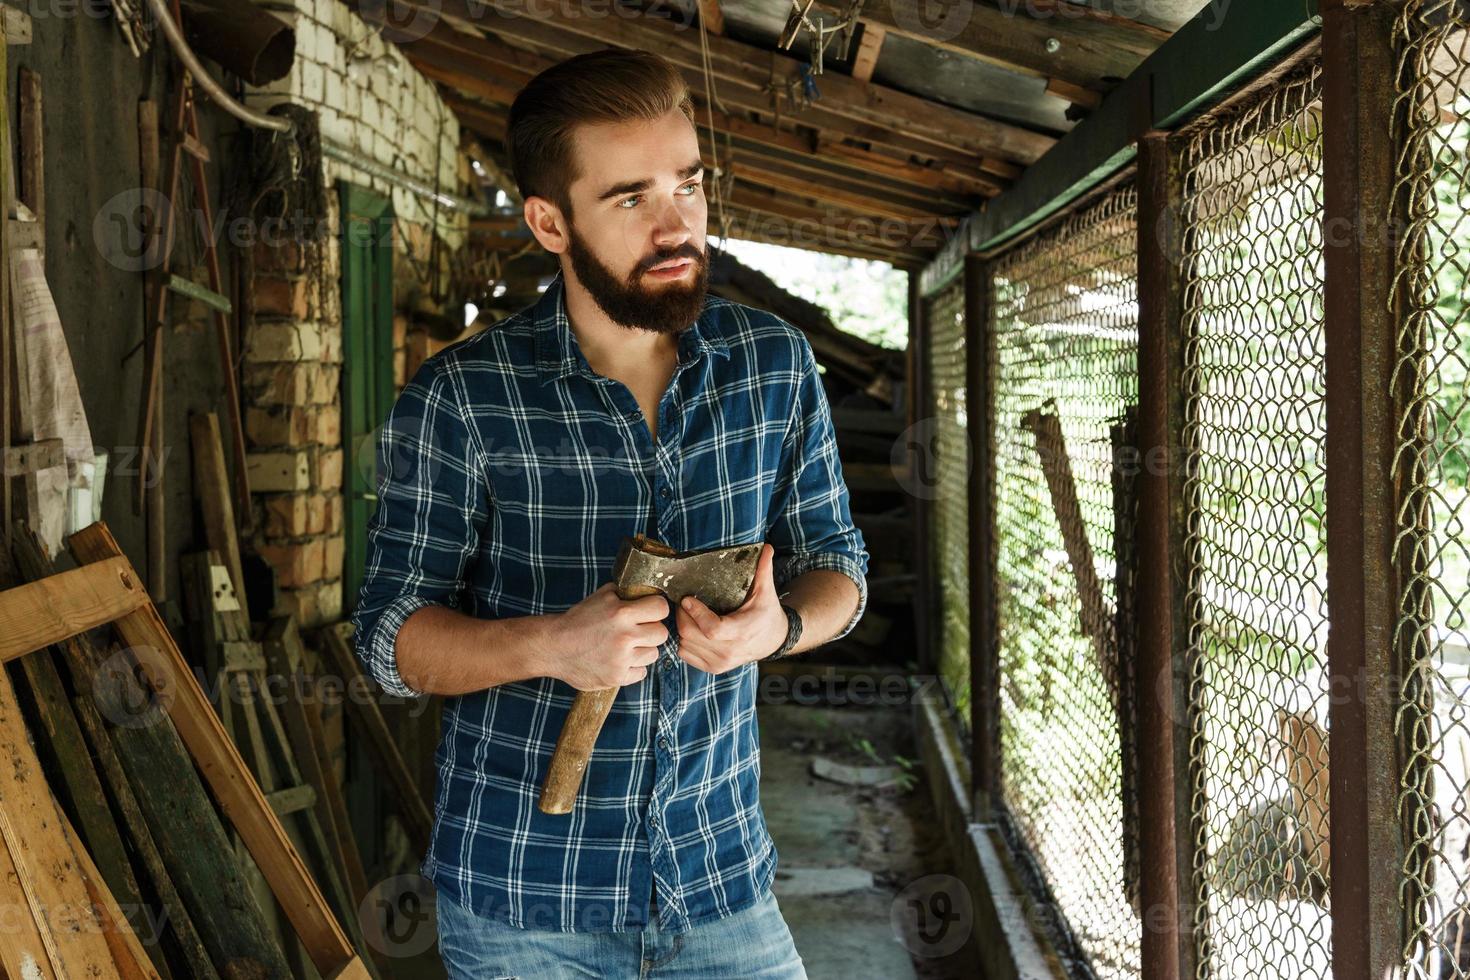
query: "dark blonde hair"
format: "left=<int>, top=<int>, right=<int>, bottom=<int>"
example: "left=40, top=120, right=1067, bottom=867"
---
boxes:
left=507, top=49, right=695, bottom=218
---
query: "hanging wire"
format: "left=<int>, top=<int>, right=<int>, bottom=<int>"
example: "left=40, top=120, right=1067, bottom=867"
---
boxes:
left=697, top=9, right=733, bottom=259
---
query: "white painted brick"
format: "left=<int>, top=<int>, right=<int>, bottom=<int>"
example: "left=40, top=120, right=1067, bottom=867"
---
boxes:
left=300, top=60, right=324, bottom=103
left=362, top=92, right=381, bottom=132
left=293, top=16, right=311, bottom=57
left=324, top=69, right=343, bottom=109
left=318, top=105, right=353, bottom=147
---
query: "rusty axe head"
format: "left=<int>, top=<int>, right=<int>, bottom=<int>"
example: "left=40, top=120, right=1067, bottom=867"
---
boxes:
left=613, top=534, right=763, bottom=614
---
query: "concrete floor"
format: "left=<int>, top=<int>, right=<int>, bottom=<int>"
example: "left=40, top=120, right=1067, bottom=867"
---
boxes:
left=758, top=700, right=980, bottom=980
left=378, top=696, right=979, bottom=979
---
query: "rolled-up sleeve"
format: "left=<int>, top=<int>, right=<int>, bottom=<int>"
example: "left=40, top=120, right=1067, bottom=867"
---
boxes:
left=765, top=333, right=869, bottom=640
left=349, top=358, right=489, bottom=698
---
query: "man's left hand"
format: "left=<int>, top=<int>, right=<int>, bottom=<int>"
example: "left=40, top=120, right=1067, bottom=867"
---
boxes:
left=675, top=543, right=788, bottom=674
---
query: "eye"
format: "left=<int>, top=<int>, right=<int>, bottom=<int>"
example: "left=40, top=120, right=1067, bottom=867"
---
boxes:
left=680, top=181, right=702, bottom=196
left=618, top=195, right=642, bottom=209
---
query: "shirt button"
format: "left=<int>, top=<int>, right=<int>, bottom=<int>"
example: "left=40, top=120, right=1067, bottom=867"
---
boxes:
left=659, top=486, right=672, bottom=499
left=662, top=657, right=673, bottom=671
left=658, top=736, right=670, bottom=751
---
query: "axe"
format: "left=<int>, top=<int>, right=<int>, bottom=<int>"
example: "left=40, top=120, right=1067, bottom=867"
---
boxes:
left=538, top=534, right=763, bottom=815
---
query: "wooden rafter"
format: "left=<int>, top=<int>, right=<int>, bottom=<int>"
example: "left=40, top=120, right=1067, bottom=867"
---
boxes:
left=814, top=0, right=1164, bottom=90
left=362, top=0, right=1055, bottom=165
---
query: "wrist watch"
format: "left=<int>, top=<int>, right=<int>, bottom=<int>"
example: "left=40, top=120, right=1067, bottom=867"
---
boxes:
left=763, top=601, right=804, bottom=661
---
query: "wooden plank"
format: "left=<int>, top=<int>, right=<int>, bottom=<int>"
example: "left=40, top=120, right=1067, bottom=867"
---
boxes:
left=835, top=0, right=1159, bottom=88
left=0, top=821, right=57, bottom=979
left=318, top=623, right=434, bottom=849
left=71, top=693, right=219, bottom=980
left=12, top=642, right=148, bottom=932
left=1, top=5, right=30, bottom=44
left=10, top=524, right=216, bottom=979
left=850, top=23, right=885, bottom=82
left=56, top=805, right=164, bottom=980
left=140, top=96, right=165, bottom=600
left=0, top=661, right=126, bottom=977
left=265, top=617, right=370, bottom=909
left=67, top=523, right=358, bottom=976
left=18, top=68, right=41, bottom=228
left=1046, top=77, right=1104, bottom=110
left=1, top=436, right=62, bottom=473
left=696, top=0, right=723, bottom=34
left=267, top=784, right=319, bottom=818
left=0, top=555, right=149, bottom=661
left=391, top=5, right=1053, bottom=164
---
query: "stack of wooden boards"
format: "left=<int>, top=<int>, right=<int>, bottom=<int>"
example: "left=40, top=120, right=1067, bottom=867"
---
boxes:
left=0, top=519, right=377, bottom=978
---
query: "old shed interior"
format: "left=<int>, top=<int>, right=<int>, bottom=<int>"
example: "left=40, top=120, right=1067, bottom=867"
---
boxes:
left=0, top=1, right=1466, bottom=979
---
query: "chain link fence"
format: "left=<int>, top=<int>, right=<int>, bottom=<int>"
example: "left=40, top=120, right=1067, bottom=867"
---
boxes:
left=989, top=185, right=1141, bottom=980
left=1393, top=4, right=1470, bottom=977
left=927, top=282, right=973, bottom=730
left=1175, top=59, right=1333, bottom=980
left=920, top=13, right=1470, bottom=979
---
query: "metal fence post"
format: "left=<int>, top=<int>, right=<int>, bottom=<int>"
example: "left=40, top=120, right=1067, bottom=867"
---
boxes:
left=1321, top=1, right=1405, bottom=976
left=1136, top=131, right=1196, bottom=980
left=964, top=254, right=998, bottom=814
left=908, top=271, right=937, bottom=685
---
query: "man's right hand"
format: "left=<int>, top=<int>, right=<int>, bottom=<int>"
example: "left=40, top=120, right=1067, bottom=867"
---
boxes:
left=546, top=583, right=671, bottom=690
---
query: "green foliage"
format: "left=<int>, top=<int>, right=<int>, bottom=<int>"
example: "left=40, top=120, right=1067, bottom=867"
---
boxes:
left=717, top=238, right=909, bottom=349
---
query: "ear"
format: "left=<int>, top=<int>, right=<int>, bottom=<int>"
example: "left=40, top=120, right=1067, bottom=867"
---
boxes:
left=524, top=195, right=569, bottom=255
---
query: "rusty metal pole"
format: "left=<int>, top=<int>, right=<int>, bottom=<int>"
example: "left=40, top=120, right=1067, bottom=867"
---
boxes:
left=964, top=254, right=999, bottom=813
left=1321, top=1, right=1405, bottom=976
left=908, top=271, right=936, bottom=682
left=1135, top=131, right=1194, bottom=980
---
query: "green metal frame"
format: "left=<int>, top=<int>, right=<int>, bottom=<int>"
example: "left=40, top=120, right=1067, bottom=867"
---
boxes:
left=919, top=0, right=1324, bottom=297
left=339, top=181, right=396, bottom=612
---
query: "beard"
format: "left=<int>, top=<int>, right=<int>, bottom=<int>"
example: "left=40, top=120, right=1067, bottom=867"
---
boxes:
left=565, top=228, right=710, bottom=336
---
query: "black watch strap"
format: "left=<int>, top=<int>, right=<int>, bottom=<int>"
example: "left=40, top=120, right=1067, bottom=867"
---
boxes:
left=765, top=601, right=803, bottom=661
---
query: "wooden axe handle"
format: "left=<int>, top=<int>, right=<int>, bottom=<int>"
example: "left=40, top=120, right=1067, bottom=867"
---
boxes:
left=539, top=686, right=620, bottom=814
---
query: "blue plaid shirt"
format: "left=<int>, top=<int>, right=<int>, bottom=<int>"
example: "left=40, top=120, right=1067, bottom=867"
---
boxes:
left=350, top=268, right=868, bottom=934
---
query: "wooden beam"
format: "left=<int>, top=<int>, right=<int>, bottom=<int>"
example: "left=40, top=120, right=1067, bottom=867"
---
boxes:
left=0, top=556, right=150, bottom=661
left=65, top=522, right=361, bottom=978
left=0, top=661, right=127, bottom=978
left=826, top=0, right=1161, bottom=89
left=316, top=623, right=435, bottom=850
left=851, top=23, right=886, bottom=82
left=1046, top=77, right=1104, bottom=109
left=450, top=87, right=1002, bottom=200
left=374, top=0, right=1055, bottom=164
left=696, top=0, right=724, bottom=35
left=423, top=24, right=1022, bottom=187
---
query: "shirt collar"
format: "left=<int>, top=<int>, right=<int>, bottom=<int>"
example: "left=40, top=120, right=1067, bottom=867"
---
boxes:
left=533, top=268, right=730, bottom=386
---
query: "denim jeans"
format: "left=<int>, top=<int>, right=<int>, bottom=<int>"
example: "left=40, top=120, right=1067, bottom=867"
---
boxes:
left=435, top=885, right=809, bottom=979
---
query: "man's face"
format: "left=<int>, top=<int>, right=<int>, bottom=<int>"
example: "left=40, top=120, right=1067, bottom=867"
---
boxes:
left=560, top=108, right=710, bottom=336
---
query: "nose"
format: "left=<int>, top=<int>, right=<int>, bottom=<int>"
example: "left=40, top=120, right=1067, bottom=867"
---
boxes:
left=651, top=194, right=695, bottom=250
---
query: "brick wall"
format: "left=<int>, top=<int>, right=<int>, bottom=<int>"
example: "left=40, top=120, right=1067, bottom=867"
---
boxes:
left=241, top=0, right=469, bottom=627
